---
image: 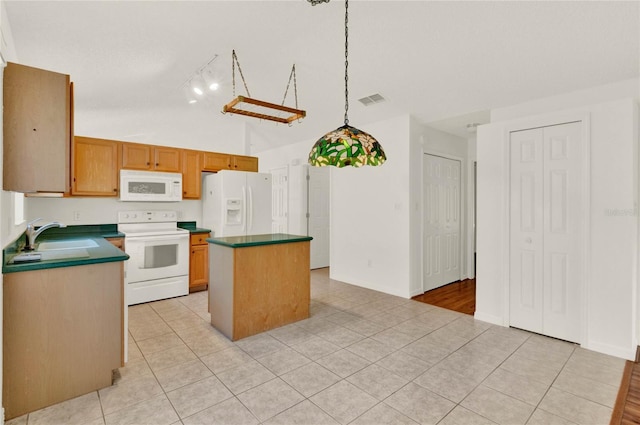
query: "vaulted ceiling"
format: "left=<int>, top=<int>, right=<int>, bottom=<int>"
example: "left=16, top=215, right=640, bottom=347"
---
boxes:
left=5, top=1, right=639, bottom=153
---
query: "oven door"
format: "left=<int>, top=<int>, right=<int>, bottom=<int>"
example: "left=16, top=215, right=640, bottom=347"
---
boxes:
left=124, top=233, right=189, bottom=284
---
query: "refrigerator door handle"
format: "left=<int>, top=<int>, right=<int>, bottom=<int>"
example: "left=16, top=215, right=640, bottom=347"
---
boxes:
left=248, top=186, right=253, bottom=232
left=241, top=186, right=247, bottom=233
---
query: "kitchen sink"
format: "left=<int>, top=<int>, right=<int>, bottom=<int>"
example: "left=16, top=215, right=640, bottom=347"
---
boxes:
left=38, top=249, right=90, bottom=260
left=37, top=239, right=99, bottom=251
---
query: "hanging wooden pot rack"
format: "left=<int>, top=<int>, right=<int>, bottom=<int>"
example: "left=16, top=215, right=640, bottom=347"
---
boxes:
left=222, top=50, right=306, bottom=124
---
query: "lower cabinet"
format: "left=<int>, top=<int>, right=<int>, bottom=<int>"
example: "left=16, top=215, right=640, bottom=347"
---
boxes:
left=3, top=262, right=124, bottom=420
left=189, top=233, right=210, bottom=292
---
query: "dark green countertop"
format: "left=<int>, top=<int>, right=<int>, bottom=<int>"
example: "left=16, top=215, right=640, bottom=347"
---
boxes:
left=207, top=233, right=313, bottom=248
left=178, top=221, right=211, bottom=234
left=3, top=224, right=129, bottom=274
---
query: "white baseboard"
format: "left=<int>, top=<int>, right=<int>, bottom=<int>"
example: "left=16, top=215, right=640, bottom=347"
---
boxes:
left=329, top=273, right=410, bottom=298
left=1, top=406, right=5, bottom=425
left=473, top=311, right=505, bottom=326
left=584, top=340, right=636, bottom=361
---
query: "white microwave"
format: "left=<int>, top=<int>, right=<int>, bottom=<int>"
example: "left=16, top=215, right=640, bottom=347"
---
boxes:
left=119, top=170, right=183, bottom=202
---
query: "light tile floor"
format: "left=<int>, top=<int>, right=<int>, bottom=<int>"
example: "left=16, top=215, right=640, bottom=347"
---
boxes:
left=8, top=269, right=625, bottom=425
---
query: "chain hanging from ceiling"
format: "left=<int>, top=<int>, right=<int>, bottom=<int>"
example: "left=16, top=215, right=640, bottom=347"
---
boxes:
left=222, top=50, right=306, bottom=125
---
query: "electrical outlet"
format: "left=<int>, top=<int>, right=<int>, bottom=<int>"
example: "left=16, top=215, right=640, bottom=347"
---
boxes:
left=73, top=211, right=81, bottom=221
left=367, top=259, right=373, bottom=267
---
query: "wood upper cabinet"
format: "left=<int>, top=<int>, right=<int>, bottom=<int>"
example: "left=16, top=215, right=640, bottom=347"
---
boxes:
left=189, top=233, right=210, bottom=292
left=182, top=149, right=202, bottom=199
left=121, top=143, right=182, bottom=173
left=232, top=155, right=258, bottom=172
left=154, top=146, right=182, bottom=172
left=202, top=152, right=230, bottom=172
left=72, top=136, right=120, bottom=196
left=202, top=152, right=258, bottom=172
left=3, top=62, right=71, bottom=193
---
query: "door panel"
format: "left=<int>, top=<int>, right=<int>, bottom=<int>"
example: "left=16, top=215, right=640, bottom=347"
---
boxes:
left=424, top=154, right=461, bottom=291
left=510, top=128, right=544, bottom=333
left=542, top=122, right=582, bottom=342
left=509, top=121, right=582, bottom=343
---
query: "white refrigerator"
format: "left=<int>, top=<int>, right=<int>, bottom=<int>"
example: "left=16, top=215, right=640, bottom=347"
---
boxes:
left=202, top=170, right=272, bottom=237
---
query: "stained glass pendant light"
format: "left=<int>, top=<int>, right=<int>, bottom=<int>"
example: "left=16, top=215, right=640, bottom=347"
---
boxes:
left=308, top=0, right=386, bottom=167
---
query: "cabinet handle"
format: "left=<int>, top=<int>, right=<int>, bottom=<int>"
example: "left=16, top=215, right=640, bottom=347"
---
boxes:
left=113, top=188, right=117, bottom=192
left=156, top=163, right=159, bottom=167
left=146, top=162, right=150, bottom=166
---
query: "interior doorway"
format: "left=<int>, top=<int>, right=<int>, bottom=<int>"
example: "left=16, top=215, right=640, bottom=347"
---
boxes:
left=307, top=165, right=330, bottom=269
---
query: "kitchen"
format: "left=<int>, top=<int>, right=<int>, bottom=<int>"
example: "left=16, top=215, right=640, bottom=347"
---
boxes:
left=0, top=1, right=639, bottom=424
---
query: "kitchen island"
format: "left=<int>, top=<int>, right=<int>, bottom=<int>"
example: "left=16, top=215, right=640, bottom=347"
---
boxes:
left=208, top=233, right=312, bottom=341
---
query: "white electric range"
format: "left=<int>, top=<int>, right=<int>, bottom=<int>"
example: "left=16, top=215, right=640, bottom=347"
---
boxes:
left=117, top=210, right=190, bottom=306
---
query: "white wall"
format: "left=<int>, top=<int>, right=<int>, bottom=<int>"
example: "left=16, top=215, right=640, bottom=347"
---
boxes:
left=331, top=115, right=413, bottom=297
left=25, top=197, right=202, bottom=227
left=476, top=82, right=640, bottom=359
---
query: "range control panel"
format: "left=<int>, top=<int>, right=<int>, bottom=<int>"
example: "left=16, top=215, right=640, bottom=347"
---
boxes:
left=117, top=210, right=178, bottom=224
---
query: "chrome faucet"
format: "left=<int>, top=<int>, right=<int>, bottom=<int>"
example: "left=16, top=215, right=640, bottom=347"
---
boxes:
left=25, top=218, right=67, bottom=250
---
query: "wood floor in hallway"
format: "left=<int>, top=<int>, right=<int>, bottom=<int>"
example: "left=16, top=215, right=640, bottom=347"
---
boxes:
left=412, top=278, right=476, bottom=315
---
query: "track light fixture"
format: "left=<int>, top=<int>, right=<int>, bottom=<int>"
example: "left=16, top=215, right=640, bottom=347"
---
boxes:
left=182, top=54, right=220, bottom=104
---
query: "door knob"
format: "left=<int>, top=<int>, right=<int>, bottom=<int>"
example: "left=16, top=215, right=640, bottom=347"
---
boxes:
left=525, top=237, right=532, bottom=244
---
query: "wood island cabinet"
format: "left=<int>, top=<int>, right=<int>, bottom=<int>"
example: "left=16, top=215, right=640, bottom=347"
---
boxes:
left=182, top=149, right=202, bottom=199
left=189, top=233, right=210, bottom=292
left=3, top=62, right=72, bottom=193
left=121, top=143, right=182, bottom=173
left=202, top=152, right=258, bottom=172
left=72, top=136, right=120, bottom=196
left=208, top=234, right=311, bottom=341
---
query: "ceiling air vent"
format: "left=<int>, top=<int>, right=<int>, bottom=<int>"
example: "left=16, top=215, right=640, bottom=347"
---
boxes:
left=358, top=93, right=386, bottom=106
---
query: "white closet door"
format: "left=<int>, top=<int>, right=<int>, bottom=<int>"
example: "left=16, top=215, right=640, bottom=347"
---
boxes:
left=509, top=128, right=544, bottom=333
left=424, top=154, right=461, bottom=291
left=542, top=122, right=583, bottom=342
left=509, top=122, right=583, bottom=343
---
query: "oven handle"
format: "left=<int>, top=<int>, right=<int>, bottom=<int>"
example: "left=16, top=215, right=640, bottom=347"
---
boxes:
left=125, top=234, right=188, bottom=243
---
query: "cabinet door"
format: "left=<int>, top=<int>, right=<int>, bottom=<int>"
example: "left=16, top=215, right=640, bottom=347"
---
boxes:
left=72, top=137, right=120, bottom=196
left=3, top=62, right=71, bottom=193
left=202, top=152, right=231, bottom=172
left=189, top=244, right=209, bottom=289
left=182, top=150, right=202, bottom=199
left=121, top=143, right=152, bottom=170
left=190, top=233, right=209, bottom=246
left=154, top=147, right=182, bottom=172
left=232, top=155, right=258, bottom=172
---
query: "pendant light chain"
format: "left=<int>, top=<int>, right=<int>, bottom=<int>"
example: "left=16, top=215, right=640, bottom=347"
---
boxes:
left=344, top=0, right=349, bottom=126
